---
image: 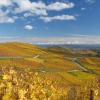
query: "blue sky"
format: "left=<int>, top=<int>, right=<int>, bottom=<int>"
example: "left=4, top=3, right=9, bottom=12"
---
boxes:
left=0, top=0, right=100, bottom=44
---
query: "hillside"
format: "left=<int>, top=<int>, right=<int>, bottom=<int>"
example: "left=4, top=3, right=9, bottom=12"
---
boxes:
left=0, top=42, right=99, bottom=99
left=0, top=42, right=45, bottom=56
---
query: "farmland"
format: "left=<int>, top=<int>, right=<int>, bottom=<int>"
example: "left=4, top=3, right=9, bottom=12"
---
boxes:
left=0, top=42, right=99, bottom=100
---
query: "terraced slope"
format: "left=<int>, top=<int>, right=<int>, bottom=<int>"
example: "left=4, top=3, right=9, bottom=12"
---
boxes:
left=0, top=42, right=45, bottom=56
left=0, top=42, right=81, bottom=71
left=0, top=42, right=99, bottom=99
left=79, top=57, right=100, bottom=74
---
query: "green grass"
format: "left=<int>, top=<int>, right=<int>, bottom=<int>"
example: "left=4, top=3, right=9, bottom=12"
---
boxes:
left=68, top=71, right=96, bottom=80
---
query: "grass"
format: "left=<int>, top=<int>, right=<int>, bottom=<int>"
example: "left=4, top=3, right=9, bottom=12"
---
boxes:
left=78, top=57, right=100, bottom=74
left=68, top=71, right=96, bottom=80
left=24, top=58, right=44, bottom=63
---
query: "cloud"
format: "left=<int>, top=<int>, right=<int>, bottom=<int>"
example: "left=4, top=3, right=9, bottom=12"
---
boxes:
left=85, top=0, right=95, bottom=4
left=1, top=35, right=99, bottom=44
left=0, top=0, right=12, bottom=7
left=40, top=15, right=76, bottom=22
left=14, top=1, right=47, bottom=16
left=0, top=0, right=75, bottom=15
left=14, top=1, right=74, bottom=16
left=0, top=0, right=48, bottom=18
left=81, top=7, right=86, bottom=10
left=47, top=2, right=74, bottom=11
left=24, top=25, right=33, bottom=30
left=23, top=9, right=47, bottom=17
left=0, top=10, right=15, bottom=23
left=0, top=0, right=76, bottom=23
left=14, top=0, right=33, bottom=13
left=14, top=1, right=74, bottom=13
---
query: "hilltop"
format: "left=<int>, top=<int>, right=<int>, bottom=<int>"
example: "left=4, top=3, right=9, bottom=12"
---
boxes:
left=0, top=42, right=45, bottom=56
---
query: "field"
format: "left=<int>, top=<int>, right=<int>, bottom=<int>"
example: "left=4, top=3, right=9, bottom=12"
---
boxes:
left=0, top=42, right=99, bottom=100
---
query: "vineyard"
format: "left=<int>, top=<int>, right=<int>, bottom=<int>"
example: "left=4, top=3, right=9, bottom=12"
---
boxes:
left=0, top=66, right=99, bottom=100
left=0, top=42, right=99, bottom=100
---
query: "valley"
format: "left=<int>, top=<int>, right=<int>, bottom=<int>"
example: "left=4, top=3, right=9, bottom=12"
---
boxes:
left=0, top=42, right=99, bottom=100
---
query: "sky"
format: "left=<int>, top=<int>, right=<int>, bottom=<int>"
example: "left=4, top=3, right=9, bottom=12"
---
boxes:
left=0, top=0, right=100, bottom=44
